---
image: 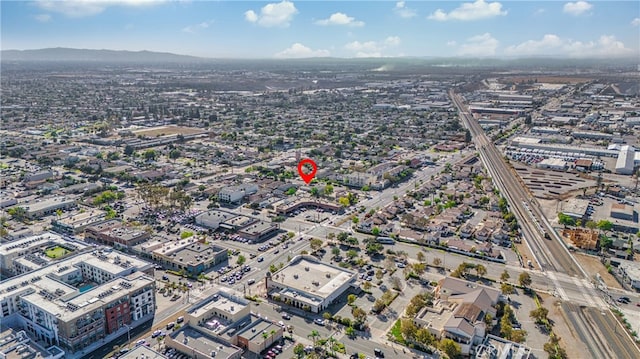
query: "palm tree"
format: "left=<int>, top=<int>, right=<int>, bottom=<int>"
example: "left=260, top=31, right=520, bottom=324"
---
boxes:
left=308, top=330, right=320, bottom=347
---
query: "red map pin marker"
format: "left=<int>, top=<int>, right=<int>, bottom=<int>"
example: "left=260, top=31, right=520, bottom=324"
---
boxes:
left=297, top=158, right=317, bottom=184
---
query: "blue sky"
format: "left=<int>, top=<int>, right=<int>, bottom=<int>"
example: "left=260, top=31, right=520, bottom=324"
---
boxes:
left=2, top=1, right=639, bottom=58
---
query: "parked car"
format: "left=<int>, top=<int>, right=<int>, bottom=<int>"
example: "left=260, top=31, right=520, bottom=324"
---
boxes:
left=314, top=318, right=325, bottom=326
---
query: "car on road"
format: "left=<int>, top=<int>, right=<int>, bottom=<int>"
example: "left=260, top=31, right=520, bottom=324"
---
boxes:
left=257, top=256, right=264, bottom=262
left=374, top=348, right=385, bottom=358
left=282, top=313, right=291, bottom=320
left=166, top=322, right=175, bottom=330
left=136, top=339, right=146, bottom=346
left=247, top=279, right=256, bottom=285
left=314, top=318, right=325, bottom=326
left=152, top=330, right=163, bottom=338
left=273, top=249, right=280, bottom=254
left=162, top=275, right=169, bottom=280
left=177, top=316, right=184, bottom=323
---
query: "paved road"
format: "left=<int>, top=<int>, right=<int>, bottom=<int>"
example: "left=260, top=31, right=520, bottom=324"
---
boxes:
left=449, top=90, right=640, bottom=358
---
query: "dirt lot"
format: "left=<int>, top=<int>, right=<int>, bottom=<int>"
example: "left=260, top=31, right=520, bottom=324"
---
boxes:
left=505, top=76, right=594, bottom=84
left=132, top=126, right=205, bottom=137
left=545, top=294, right=587, bottom=358
left=574, top=253, right=623, bottom=290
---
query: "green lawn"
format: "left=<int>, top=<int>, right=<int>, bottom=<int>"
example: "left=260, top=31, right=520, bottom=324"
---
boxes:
left=390, top=319, right=406, bottom=344
left=45, top=246, right=69, bottom=259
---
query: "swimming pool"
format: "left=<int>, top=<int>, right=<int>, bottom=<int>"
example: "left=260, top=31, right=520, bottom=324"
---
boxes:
left=79, top=284, right=94, bottom=293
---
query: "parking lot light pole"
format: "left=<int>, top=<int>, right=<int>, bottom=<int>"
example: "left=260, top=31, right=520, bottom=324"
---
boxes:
left=123, top=323, right=131, bottom=349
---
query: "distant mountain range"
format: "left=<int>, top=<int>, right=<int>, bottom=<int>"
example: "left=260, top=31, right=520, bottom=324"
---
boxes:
left=1, top=47, right=203, bottom=62
left=1, top=47, right=637, bottom=69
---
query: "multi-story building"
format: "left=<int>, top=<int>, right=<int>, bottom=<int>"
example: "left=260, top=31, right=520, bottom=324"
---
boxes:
left=85, top=219, right=151, bottom=248
left=0, top=232, right=89, bottom=276
left=0, top=248, right=155, bottom=354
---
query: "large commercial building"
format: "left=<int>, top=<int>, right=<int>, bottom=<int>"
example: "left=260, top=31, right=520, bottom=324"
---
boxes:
left=149, top=239, right=227, bottom=276
left=615, top=145, right=636, bottom=175
left=166, top=288, right=281, bottom=358
left=0, top=232, right=90, bottom=276
left=0, top=248, right=155, bottom=355
left=266, top=255, right=356, bottom=313
left=15, top=197, right=77, bottom=220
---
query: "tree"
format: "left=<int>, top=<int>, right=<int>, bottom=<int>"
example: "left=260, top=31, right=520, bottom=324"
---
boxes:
left=293, top=343, right=305, bottom=358
left=400, top=319, right=418, bottom=342
left=338, top=196, right=350, bottom=207
left=310, top=238, right=323, bottom=252
left=390, top=276, right=402, bottom=290
left=308, top=330, right=320, bottom=347
left=415, top=328, right=435, bottom=347
left=345, top=326, right=356, bottom=338
left=501, top=283, right=514, bottom=295
left=412, top=263, right=426, bottom=275
left=557, top=212, right=576, bottom=227
left=544, top=335, right=568, bottom=359
left=518, top=272, right=532, bottom=288
left=168, top=149, right=181, bottom=161
left=143, top=149, right=158, bottom=161
left=365, top=242, right=383, bottom=255
left=416, top=251, right=425, bottom=262
left=346, top=249, right=358, bottom=259
left=323, top=312, right=332, bottom=321
left=475, top=264, right=487, bottom=278
left=310, top=187, right=320, bottom=197
left=500, top=270, right=510, bottom=282
left=337, top=232, right=349, bottom=242
left=352, top=306, right=367, bottom=324
left=432, top=257, right=442, bottom=267
left=530, top=307, right=549, bottom=324
left=371, top=227, right=380, bottom=236
left=123, top=145, right=135, bottom=156
left=332, top=247, right=341, bottom=257
left=596, top=220, right=613, bottom=232
left=324, top=184, right=334, bottom=195
left=7, top=207, right=27, bottom=222
left=439, top=338, right=462, bottom=359
left=237, top=255, right=246, bottom=265
left=347, top=294, right=357, bottom=305
left=362, top=281, right=372, bottom=291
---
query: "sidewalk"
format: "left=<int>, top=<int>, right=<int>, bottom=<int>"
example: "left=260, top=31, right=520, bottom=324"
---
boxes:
left=72, top=313, right=154, bottom=359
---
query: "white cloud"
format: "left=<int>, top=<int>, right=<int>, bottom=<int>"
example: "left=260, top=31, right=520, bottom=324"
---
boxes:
left=564, top=35, right=634, bottom=57
left=428, top=0, right=507, bottom=21
left=563, top=1, right=592, bottom=16
left=505, top=34, right=635, bottom=57
left=34, top=13, right=52, bottom=22
left=182, top=20, right=214, bottom=34
left=315, top=12, right=364, bottom=27
left=345, top=36, right=401, bottom=57
left=244, top=10, right=258, bottom=23
left=533, top=8, right=545, bottom=16
left=505, top=34, right=563, bottom=55
left=274, top=43, right=330, bottom=58
left=632, top=18, right=640, bottom=27
left=458, top=33, right=499, bottom=56
left=394, top=1, right=417, bottom=18
left=35, top=0, right=165, bottom=18
left=244, top=0, right=298, bottom=28
left=446, top=40, right=457, bottom=47
left=384, top=36, right=401, bottom=46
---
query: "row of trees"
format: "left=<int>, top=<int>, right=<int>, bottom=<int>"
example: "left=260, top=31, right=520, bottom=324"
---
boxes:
left=136, top=183, right=193, bottom=213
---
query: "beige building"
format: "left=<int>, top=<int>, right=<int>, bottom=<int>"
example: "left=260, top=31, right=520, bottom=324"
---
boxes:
left=267, top=255, right=356, bottom=313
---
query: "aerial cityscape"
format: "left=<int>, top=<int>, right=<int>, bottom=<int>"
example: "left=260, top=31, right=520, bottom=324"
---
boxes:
left=1, top=1, right=639, bottom=359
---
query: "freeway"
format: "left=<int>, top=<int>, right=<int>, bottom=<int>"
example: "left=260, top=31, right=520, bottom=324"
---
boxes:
left=449, top=90, right=640, bottom=358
